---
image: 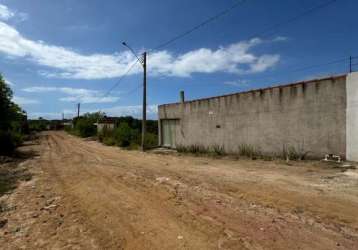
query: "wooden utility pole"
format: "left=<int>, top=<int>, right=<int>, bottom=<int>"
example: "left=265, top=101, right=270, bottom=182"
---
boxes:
left=121, top=42, right=147, bottom=151
left=141, top=52, right=147, bottom=151
left=350, top=56, right=352, bottom=73
left=77, top=103, right=80, bottom=118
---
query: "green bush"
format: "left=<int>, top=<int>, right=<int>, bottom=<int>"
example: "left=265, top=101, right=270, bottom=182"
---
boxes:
left=11, top=132, right=23, bottom=147
left=28, top=119, right=48, bottom=132
left=0, top=131, right=22, bottom=156
left=98, top=126, right=114, bottom=142
left=0, top=74, right=27, bottom=155
left=0, top=131, right=15, bottom=155
left=144, top=133, right=158, bottom=149
left=64, top=125, right=72, bottom=133
left=103, top=136, right=116, bottom=146
left=114, top=122, right=134, bottom=147
left=75, top=118, right=97, bottom=138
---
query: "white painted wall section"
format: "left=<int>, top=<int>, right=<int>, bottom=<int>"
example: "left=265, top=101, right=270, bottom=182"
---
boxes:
left=346, top=72, right=358, bottom=161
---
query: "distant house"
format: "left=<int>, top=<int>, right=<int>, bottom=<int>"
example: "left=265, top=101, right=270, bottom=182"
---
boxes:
left=62, top=119, right=73, bottom=128
left=95, top=116, right=118, bottom=133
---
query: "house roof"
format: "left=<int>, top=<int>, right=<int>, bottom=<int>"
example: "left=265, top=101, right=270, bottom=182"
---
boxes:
left=98, top=116, right=118, bottom=124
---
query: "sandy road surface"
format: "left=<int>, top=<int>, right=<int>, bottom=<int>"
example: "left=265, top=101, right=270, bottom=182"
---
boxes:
left=1, top=131, right=358, bottom=249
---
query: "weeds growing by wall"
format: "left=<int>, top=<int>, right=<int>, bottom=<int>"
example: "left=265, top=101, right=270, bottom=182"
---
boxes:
left=176, top=144, right=226, bottom=157
left=238, top=144, right=262, bottom=159
left=176, top=142, right=309, bottom=161
left=281, top=144, right=309, bottom=161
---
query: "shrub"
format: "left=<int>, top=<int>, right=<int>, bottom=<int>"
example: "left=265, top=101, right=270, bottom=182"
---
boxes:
left=0, top=131, right=15, bottom=155
left=103, top=137, right=116, bottom=146
left=97, top=126, right=114, bottom=142
left=75, top=118, right=97, bottom=138
left=144, top=133, right=158, bottom=149
left=28, top=119, right=48, bottom=132
left=0, top=74, right=27, bottom=155
left=282, top=144, right=309, bottom=161
left=0, top=131, right=23, bottom=156
left=114, top=122, right=134, bottom=147
left=11, top=132, right=23, bottom=147
left=64, top=125, right=72, bottom=133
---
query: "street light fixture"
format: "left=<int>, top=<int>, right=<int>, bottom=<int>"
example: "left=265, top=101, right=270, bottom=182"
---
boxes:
left=122, top=42, right=144, bottom=66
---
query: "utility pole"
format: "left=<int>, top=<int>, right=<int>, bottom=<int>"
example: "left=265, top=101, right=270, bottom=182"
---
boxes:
left=350, top=56, right=352, bottom=73
left=122, top=42, right=147, bottom=151
left=77, top=103, right=80, bottom=118
left=142, top=52, right=147, bottom=151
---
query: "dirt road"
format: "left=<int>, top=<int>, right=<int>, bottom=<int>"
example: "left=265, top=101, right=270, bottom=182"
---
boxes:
left=1, top=131, right=358, bottom=249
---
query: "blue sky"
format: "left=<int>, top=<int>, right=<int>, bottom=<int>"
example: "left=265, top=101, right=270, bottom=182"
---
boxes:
left=0, top=0, right=357, bottom=119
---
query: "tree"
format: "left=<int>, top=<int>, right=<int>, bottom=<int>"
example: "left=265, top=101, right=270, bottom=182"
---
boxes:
left=0, top=74, right=27, bottom=155
left=0, top=74, right=14, bottom=130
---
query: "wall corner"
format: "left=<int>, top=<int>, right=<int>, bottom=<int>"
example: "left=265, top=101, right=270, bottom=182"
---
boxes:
left=346, top=72, right=358, bottom=161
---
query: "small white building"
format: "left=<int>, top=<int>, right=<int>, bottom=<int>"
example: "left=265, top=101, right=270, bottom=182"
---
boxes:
left=95, top=117, right=117, bottom=133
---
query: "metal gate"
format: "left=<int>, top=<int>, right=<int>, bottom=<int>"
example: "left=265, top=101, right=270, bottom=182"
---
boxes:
left=161, top=119, right=178, bottom=148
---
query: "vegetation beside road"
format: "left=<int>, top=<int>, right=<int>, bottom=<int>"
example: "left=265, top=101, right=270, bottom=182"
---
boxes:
left=0, top=74, right=28, bottom=156
left=66, top=112, right=158, bottom=150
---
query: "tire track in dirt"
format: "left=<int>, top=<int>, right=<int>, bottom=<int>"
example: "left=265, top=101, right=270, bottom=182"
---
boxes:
left=38, top=132, right=358, bottom=249
left=3, top=131, right=358, bottom=249
left=43, top=132, right=216, bottom=249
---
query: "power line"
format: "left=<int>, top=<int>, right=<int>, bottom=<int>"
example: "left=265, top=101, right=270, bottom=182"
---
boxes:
left=236, top=56, right=355, bottom=87
left=103, top=59, right=140, bottom=97
left=249, top=0, right=337, bottom=39
left=101, top=0, right=247, bottom=99
left=289, top=57, right=349, bottom=73
left=100, top=0, right=339, bottom=104
left=152, top=0, right=247, bottom=51
left=126, top=83, right=143, bottom=96
left=102, top=0, right=248, bottom=98
left=68, top=60, right=139, bottom=113
left=152, top=0, right=337, bottom=52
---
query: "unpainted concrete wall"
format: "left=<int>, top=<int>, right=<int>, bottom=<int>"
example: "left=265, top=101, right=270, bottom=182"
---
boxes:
left=159, top=76, right=347, bottom=158
left=346, top=72, right=358, bottom=161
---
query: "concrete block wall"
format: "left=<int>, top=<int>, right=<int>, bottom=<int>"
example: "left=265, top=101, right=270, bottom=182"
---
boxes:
left=159, top=75, right=348, bottom=159
left=346, top=72, right=358, bottom=161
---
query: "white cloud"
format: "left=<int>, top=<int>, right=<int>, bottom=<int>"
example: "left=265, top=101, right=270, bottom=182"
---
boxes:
left=272, top=36, right=289, bottom=42
left=12, top=96, right=39, bottom=105
left=22, top=86, right=119, bottom=104
left=248, top=54, right=280, bottom=73
left=0, top=4, right=14, bottom=20
left=28, top=105, right=158, bottom=120
left=224, top=79, right=249, bottom=87
left=147, top=38, right=277, bottom=77
left=0, top=19, right=281, bottom=79
left=0, top=4, right=27, bottom=22
left=28, top=112, right=62, bottom=120
left=100, top=105, right=158, bottom=118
